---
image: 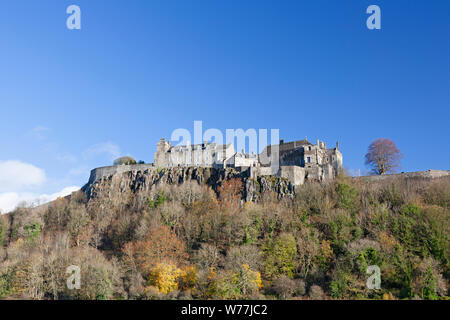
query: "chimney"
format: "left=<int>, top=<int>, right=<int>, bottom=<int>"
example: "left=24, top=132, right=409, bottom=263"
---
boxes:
left=280, top=139, right=284, bottom=145
left=317, top=139, right=320, bottom=146
left=336, top=141, right=339, bottom=151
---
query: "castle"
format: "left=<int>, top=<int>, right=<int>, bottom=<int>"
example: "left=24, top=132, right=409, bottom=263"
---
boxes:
left=154, top=137, right=343, bottom=185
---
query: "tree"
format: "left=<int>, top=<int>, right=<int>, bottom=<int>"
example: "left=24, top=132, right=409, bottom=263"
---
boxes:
left=263, top=233, right=297, bottom=279
left=124, top=226, right=188, bottom=277
left=113, top=156, right=137, bottom=166
left=147, top=262, right=182, bottom=294
left=365, top=138, right=403, bottom=175
left=218, top=178, right=243, bottom=211
left=210, top=264, right=263, bottom=299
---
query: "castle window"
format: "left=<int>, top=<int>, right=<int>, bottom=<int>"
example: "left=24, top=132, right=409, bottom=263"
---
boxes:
left=307, top=157, right=311, bottom=163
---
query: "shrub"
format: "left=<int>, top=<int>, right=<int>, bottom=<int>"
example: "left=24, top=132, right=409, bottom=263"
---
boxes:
left=330, top=270, right=349, bottom=299
left=411, top=258, right=447, bottom=299
left=272, top=275, right=296, bottom=299
left=336, top=183, right=358, bottom=211
left=293, top=279, right=306, bottom=297
left=308, top=285, right=325, bottom=300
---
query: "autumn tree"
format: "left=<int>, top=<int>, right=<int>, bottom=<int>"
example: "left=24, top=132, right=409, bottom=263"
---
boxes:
left=218, top=178, right=243, bottom=211
left=365, top=138, right=403, bottom=175
left=124, top=226, right=188, bottom=277
left=147, top=262, right=182, bottom=294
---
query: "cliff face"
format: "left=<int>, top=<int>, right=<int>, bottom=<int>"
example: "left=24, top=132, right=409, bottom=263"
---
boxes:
left=82, top=166, right=296, bottom=202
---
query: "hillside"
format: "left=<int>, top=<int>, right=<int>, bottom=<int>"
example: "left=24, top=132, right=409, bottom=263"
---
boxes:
left=0, top=167, right=449, bottom=300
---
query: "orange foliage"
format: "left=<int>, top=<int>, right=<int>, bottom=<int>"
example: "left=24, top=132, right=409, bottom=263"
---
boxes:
left=123, top=226, right=188, bottom=276
left=218, top=178, right=243, bottom=211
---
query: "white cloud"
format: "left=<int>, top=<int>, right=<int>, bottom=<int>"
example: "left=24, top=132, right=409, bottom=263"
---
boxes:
left=0, top=186, right=80, bottom=214
left=83, top=142, right=121, bottom=161
left=0, top=193, right=21, bottom=214
left=0, top=160, right=46, bottom=192
left=36, top=186, right=81, bottom=203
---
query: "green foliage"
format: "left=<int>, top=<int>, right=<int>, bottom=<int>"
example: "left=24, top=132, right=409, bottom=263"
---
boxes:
left=0, top=217, right=6, bottom=247
left=211, top=264, right=262, bottom=299
left=336, top=183, right=358, bottom=211
left=24, top=222, right=41, bottom=244
left=243, top=212, right=262, bottom=245
left=390, top=203, right=444, bottom=260
left=421, top=266, right=438, bottom=300
left=148, top=192, right=168, bottom=209
left=0, top=268, right=15, bottom=298
left=328, top=210, right=353, bottom=253
left=355, top=247, right=382, bottom=274
left=330, top=270, right=349, bottom=299
left=263, top=233, right=297, bottom=279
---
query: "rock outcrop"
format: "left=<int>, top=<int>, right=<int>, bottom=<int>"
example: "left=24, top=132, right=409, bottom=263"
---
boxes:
left=82, top=165, right=296, bottom=202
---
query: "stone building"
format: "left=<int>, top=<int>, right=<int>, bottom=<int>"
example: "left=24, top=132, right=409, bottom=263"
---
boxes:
left=154, top=138, right=235, bottom=168
left=153, top=137, right=343, bottom=185
left=256, top=138, right=343, bottom=184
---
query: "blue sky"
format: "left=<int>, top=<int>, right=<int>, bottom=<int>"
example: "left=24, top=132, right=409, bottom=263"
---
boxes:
left=0, top=0, right=449, bottom=211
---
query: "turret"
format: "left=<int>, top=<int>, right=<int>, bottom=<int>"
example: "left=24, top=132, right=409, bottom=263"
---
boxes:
left=157, top=138, right=171, bottom=153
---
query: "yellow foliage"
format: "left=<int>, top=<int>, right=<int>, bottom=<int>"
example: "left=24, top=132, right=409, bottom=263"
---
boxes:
left=179, top=265, right=197, bottom=290
left=147, top=262, right=182, bottom=294
left=242, top=264, right=263, bottom=288
left=382, top=292, right=396, bottom=300
left=320, top=240, right=333, bottom=260
left=207, top=267, right=217, bottom=281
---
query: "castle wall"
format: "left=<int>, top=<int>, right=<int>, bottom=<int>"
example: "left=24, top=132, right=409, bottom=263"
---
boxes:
left=87, top=164, right=156, bottom=186
left=153, top=137, right=342, bottom=185
left=250, top=166, right=276, bottom=179
left=280, top=166, right=306, bottom=186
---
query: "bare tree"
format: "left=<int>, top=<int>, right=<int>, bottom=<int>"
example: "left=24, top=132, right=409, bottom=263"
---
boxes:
left=365, top=138, right=403, bottom=175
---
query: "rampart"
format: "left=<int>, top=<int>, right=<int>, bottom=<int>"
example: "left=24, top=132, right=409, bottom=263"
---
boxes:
left=86, top=164, right=156, bottom=186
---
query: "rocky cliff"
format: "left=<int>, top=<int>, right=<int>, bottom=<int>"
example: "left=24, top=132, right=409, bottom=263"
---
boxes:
left=82, top=165, right=297, bottom=202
